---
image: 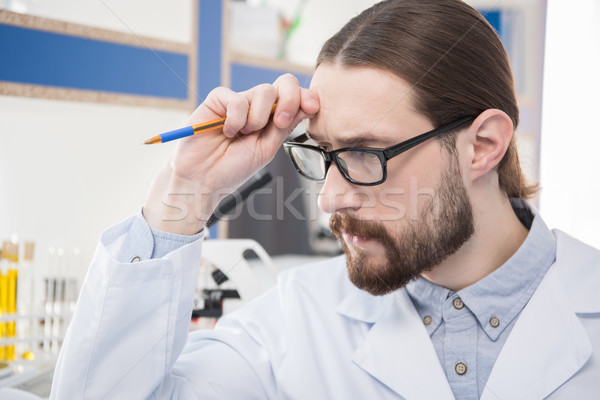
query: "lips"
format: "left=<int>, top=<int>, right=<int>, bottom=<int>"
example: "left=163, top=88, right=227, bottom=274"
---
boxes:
left=342, top=231, right=373, bottom=247
left=330, top=213, right=386, bottom=249
left=344, top=231, right=370, bottom=241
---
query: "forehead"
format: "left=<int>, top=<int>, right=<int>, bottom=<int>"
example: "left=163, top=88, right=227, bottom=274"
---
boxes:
left=307, top=63, right=432, bottom=143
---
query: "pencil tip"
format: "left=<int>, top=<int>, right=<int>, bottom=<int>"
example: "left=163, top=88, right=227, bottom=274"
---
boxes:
left=143, top=136, right=161, bottom=145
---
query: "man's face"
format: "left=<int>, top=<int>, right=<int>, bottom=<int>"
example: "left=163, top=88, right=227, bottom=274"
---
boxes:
left=308, top=64, right=474, bottom=295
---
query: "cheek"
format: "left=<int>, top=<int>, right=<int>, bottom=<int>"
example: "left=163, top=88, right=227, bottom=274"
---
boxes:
left=375, top=144, right=446, bottom=218
left=384, top=144, right=445, bottom=194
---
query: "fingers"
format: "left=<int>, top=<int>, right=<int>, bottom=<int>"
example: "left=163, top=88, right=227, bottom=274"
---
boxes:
left=223, top=95, right=250, bottom=137
left=253, top=77, right=321, bottom=151
left=282, top=89, right=320, bottom=136
left=258, top=86, right=319, bottom=152
left=300, top=87, right=320, bottom=117
left=208, top=85, right=278, bottom=138
left=272, top=73, right=301, bottom=129
left=240, top=84, right=277, bottom=134
left=196, top=87, right=249, bottom=138
left=274, top=87, right=320, bottom=135
left=201, top=74, right=319, bottom=139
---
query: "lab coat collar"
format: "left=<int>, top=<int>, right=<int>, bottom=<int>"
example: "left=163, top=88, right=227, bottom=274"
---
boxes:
left=553, top=229, right=600, bottom=313
left=481, top=230, right=597, bottom=399
left=338, top=287, right=455, bottom=399
left=335, top=281, right=390, bottom=323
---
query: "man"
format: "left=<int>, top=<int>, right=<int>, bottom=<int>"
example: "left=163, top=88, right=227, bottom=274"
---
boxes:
left=51, top=0, right=599, bottom=399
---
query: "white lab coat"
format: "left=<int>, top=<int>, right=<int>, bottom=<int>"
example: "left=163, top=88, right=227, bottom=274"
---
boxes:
left=50, top=219, right=600, bottom=399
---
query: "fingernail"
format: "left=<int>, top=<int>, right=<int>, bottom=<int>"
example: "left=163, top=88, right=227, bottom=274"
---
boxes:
left=306, top=97, right=319, bottom=110
left=278, top=112, right=293, bottom=126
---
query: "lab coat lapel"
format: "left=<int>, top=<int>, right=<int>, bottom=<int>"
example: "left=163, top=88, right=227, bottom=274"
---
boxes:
left=345, top=289, right=455, bottom=400
left=481, top=265, right=592, bottom=400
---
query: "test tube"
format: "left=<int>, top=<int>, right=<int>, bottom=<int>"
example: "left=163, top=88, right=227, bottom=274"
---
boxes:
left=17, top=241, right=36, bottom=360
left=64, top=248, right=80, bottom=329
left=6, top=241, right=18, bottom=361
left=43, top=247, right=57, bottom=353
left=51, top=248, right=66, bottom=354
left=0, top=242, right=9, bottom=361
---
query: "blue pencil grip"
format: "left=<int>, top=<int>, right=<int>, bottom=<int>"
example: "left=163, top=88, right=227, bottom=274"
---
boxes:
left=160, top=126, right=195, bottom=143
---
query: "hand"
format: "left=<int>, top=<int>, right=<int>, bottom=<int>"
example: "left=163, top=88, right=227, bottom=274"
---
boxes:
left=143, top=74, right=320, bottom=235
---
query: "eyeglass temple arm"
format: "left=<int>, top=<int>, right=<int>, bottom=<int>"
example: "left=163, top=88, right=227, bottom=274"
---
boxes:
left=287, top=133, right=310, bottom=143
left=384, top=117, right=474, bottom=159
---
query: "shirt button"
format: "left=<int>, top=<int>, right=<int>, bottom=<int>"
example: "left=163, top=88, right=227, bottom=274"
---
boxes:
left=423, top=316, right=433, bottom=325
left=131, top=256, right=141, bottom=263
left=489, top=316, right=500, bottom=328
left=452, top=297, right=465, bottom=310
left=455, top=362, right=468, bottom=375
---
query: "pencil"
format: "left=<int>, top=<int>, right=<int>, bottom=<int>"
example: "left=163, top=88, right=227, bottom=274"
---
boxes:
left=144, top=103, right=278, bottom=145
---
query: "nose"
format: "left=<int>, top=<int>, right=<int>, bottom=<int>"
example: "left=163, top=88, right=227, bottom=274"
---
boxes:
left=317, top=164, right=366, bottom=214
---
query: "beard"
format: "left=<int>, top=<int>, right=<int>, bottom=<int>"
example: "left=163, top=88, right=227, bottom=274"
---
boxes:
left=329, top=160, right=474, bottom=296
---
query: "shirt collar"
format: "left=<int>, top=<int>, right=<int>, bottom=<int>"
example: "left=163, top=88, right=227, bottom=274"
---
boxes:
left=405, top=274, right=449, bottom=336
left=406, top=198, right=557, bottom=341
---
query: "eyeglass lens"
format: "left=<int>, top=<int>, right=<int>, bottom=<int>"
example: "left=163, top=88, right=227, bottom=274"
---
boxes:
left=337, top=151, right=383, bottom=183
left=289, top=146, right=384, bottom=184
left=289, top=146, right=327, bottom=179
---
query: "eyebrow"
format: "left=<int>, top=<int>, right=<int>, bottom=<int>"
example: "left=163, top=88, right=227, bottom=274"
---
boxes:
left=305, top=130, right=398, bottom=148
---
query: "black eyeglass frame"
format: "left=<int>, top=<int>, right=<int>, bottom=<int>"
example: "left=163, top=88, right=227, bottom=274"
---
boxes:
left=283, top=116, right=475, bottom=186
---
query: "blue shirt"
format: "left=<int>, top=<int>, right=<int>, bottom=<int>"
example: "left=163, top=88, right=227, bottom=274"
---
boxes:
left=405, top=199, right=557, bottom=399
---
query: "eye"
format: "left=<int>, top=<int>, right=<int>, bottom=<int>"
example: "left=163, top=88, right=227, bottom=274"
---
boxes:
left=303, top=136, right=328, bottom=150
left=339, top=151, right=381, bottom=166
left=343, top=151, right=369, bottom=161
left=314, top=142, right=332, bottom=152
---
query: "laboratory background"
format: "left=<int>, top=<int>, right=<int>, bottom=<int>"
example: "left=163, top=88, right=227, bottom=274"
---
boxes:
left=0, top=0, right=599, bottom=397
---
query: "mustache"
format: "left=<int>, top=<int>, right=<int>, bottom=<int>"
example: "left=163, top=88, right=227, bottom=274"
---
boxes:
left=329, top=214, right=390, bottom=241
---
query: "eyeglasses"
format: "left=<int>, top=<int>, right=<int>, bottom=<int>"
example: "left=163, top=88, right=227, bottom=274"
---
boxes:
left=283, top=116, right=474, bottom=186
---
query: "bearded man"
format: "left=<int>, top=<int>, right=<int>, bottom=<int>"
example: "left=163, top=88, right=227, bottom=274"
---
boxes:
left=51, top=1, right=600, bottom=399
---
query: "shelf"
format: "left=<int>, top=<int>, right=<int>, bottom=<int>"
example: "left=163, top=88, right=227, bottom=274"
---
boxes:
left=0, top=354, right=56, bottom=390
left=0, top=311, right=73, bottom=322
left=228, top=52, right=314, bottom=77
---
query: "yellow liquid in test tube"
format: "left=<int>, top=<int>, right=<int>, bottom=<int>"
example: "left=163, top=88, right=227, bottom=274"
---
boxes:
left=0, top=245, right=7, bottom=361
left=7, top=265, right=18, bottom=361
left=0, top=242, right=19, bottom=361
left=0, top=274, right=6, bottom=361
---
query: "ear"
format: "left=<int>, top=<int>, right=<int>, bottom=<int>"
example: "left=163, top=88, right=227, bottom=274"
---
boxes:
left=462, top=109, right=513, bottom=182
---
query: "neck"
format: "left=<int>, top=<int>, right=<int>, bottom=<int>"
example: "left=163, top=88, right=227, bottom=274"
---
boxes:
left=421, top=195, right=529, bottom=292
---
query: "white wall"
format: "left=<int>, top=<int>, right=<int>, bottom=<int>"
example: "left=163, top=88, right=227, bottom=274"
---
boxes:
left=0, top=0, right=193, bottom=279
left=249, top=0, right=379, bottom=67
left=282, top=0, right=380, bottom=67
left=0, top=96, right=188, bottom=279
left=539, top=0, right=600, bottom=248
left=1, top=0, right=192, bottom=43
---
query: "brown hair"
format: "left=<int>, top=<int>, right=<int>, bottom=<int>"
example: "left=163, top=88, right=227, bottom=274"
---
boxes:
left=317, top=0, right=537, bottom=199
